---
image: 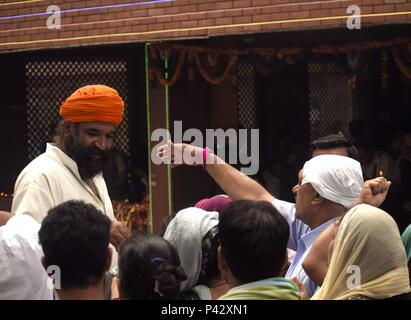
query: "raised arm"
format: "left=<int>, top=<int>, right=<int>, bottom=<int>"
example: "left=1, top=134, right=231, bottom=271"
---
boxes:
left=205, top=153, right=274, bottom=202
left=157, top=141, right=274, bottom=202
left=354, top=176, right=391, bottom=207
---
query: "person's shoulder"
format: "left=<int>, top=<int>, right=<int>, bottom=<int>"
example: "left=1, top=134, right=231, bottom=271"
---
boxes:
left=272, top=199, right=296, bottom=216
left=3, top=214, right=41, bottom=239
left=16, top=153, right=64, bottom=185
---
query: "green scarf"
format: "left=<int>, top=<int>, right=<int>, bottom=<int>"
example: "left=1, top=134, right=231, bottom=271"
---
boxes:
left=219, top=277, right=302, bottom=300
left=401, top=225, right=411, bottom=262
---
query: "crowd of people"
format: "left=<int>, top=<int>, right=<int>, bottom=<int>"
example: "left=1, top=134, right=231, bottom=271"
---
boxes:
left=0, top=84, right=410, bottom=300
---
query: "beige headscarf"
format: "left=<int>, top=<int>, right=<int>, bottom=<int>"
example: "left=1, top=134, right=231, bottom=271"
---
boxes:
left=312, top=204, right=410, bottom=300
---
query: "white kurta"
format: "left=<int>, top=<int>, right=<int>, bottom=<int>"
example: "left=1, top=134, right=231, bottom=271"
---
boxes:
left=11, top=143, right=116, bottom=223
left=0, top=214, right=53, bottom=300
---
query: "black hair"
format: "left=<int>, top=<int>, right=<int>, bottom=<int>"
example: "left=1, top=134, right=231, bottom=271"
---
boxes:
left=38, top=200, right=111, bottom=290
left=218, top=200, right=289, bottom=283
left=311, top=133, right=359, bottom=159
left=197, top=225, right=220, bottom=286
left=311, top=133, right=349, bottom=149
left=118, top=232, right=187, bottom=300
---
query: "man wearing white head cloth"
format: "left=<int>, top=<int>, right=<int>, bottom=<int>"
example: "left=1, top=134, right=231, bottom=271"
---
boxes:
left=157, top=142, right=392, bottom=298
left=279, top=155, right=364, bottom=297
left=301, top=155, right=364, bottom=208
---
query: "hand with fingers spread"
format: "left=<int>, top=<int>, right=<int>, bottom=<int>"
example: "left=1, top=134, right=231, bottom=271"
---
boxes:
left=356, top=176, right=391, bottom=207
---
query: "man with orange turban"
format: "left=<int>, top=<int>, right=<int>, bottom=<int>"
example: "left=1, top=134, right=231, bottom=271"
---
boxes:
left=12, top=85, right=129, bottom=249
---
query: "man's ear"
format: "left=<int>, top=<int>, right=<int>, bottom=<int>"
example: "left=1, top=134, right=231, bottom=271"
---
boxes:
left=61, top=121, right=72, bottom=138
left=105, top=246, right=113, bottom=272
left=311, top=192, right=323, bottom=205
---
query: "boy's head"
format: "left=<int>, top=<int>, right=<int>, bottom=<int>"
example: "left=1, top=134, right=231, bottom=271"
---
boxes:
left=39, top=200, right=112, bottom=291
left=218, top=200, right=289, bottom=287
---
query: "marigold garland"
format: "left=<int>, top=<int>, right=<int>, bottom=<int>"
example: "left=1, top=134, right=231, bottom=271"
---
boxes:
left=154, top=49, right=187, bottom=87
left=202, top=52, right=225, bottom=74
left=113, top=197, right=150, bottom=232
left=194, top=52, right=237, bottom=85
left=147, top=37, right=411, bottom=86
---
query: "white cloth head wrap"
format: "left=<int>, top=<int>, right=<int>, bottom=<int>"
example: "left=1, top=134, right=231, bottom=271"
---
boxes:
left=302, top=155, right=364, bottom=209
left=163, top=207, right=219, bottom=292
left=0, top=214, right=53, bottom=300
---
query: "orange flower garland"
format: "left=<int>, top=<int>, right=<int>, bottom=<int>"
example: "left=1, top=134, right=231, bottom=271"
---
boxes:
left=113, top=197, right=150, bottom=232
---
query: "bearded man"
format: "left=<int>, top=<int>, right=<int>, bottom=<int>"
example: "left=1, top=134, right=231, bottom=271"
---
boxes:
left=11, top=84, right=129, bottom=249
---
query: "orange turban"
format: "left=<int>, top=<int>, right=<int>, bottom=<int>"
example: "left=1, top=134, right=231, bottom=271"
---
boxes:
left=60, top=84, right=125, bottom=126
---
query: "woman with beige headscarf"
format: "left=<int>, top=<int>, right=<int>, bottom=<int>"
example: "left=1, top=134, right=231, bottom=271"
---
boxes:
left=310, top=204, right=411, bottom=300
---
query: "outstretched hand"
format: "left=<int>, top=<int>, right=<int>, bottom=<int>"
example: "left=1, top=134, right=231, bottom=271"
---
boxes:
left=156, top=140, right=205, bottom=167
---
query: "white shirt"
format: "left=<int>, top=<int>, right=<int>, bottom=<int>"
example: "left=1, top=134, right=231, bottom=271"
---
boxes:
left=0, top=214, right=53, bottom=300
left=11, top=143, right=115, bottom=223
left=272, top=199, right=336, bottom=298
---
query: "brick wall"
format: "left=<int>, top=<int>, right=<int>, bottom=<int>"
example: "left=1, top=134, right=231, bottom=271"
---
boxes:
left=0, top=0, right=410, bottom=52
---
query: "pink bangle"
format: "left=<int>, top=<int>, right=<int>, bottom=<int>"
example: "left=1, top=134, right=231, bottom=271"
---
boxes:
left=202, top=147, right=211, bottom=170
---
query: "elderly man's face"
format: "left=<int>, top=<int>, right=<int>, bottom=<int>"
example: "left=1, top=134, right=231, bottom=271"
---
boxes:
left=64, top=122, right=116, bottom=180
left=292, top=170, right=317, bottom=224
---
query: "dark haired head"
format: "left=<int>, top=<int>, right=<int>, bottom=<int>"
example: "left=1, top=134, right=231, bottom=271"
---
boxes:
left=311, top=133, right=358, bottom=159
left=311, top=133, right=349, bottom=150
left=218, top=200, right=289, bottom=284
left=38, top=200, right=111, bottom=290
left=118, top=233, right=187, bottom=300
